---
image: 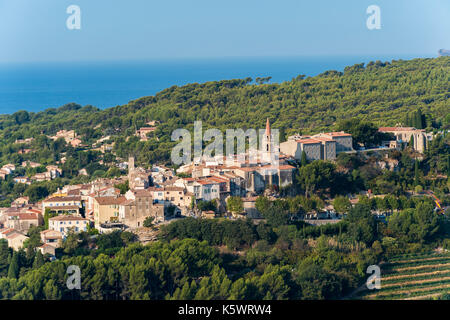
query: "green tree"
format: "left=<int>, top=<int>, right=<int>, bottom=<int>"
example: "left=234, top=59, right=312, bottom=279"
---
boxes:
left=333, top=196, right=351, bottom=215
left=7, top=252, right=19, bottom=279
left=226, top=196, right=244, bottom=214
left=300, top=151, right=308, bottom=167
left=143, top=216, right=155, bottom=228
left=32, top=250, right=45, bottom=269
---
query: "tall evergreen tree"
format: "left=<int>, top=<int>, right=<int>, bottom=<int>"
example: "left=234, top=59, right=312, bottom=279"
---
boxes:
left=33, top=250, right=45, bottom=269
left=300, top=151, right=308, bottom=167
left=7, top=252, right=19, bottom=279
left=414, top=160, right=420, bottom=186
left=0, top=240, right=10, bottom=277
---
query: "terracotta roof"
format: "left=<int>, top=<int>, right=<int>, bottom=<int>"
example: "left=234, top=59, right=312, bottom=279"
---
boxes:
left=207, top=176, right=229, bottom=183
left=296, top=139, right=322, bottom=144
left=378, top=127, right=422, bottom=132
left=235, top=167, right=257, bottom=172
left=313, top=136, right=335, bottom=142
left=7, top=212, right=38, bottom=220
left=163, top=186, right=185, bottom=192
left=94, top=196, right=126, bottom=205
left=7, top=232, right=27, bottom=239
left=44, top=196, right=81, bottom=202
left=41, top=229, right=62, bottom=235
left=324, top=131, right=352, bottom=137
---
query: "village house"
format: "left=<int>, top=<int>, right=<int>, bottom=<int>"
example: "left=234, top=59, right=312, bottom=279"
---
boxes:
left=13, top=176, right=31, bottom=185
left=147, top=186, right=193, bottom=216
left=119, top=189, right=165, bottom=227
left=0, top=164, right=15, bottom=179
left=136, top=127, right=157, bottom=141
left=11, top=196, right=30, bottom=207
left=6, top=211, right=42, bottom=233
left=48, top=215, right=89, bottom=237
left=40, top=229, right=63, bottom=248
left=15, top=137, right=34, bottom=144
left=21, top=161, right=41, bottom=168
left=37, top=243, right=57, bottom=256
left=42, top=196, right=83, bottom=216
left=93, top=196, right=126, bottom=229
left=0, top=228, right=28, bottom=250
left=46, top=165, right=62, bottom=179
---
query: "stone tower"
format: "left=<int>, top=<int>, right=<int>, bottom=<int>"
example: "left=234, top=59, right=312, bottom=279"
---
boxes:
left=128, top=157, right=135, bottom=172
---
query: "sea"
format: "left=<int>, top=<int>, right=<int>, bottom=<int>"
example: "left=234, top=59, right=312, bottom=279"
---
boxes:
left=0, top=54, right=435, bottom=115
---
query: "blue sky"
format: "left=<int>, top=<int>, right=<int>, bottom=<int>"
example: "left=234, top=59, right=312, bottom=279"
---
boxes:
left=0, top=0, right=448, bottom=62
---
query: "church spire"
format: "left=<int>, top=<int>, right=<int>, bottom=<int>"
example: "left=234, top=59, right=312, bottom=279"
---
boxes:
left=265, top=118, right=271, bottom=136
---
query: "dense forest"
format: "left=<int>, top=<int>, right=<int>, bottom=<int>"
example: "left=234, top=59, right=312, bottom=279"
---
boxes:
left=0, top=57, right=448, bottom=167
left=0, top=57, right=448, bottom=300
left=1, top=198, right=449, bottom=300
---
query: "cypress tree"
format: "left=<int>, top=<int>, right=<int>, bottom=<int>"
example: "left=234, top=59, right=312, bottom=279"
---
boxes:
left=7, top=252, right=19, bottom=279
left=33, top=250, right=45, bottom=269
left=0, top=240, right=10, bottom=277
left=414, top=160, right=420, bottom=186
left=300, top=150, right=308, bottom=167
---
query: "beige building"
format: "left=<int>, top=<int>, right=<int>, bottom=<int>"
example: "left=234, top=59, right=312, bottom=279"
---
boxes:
left=119, top=189, right=165, bottom=227
left=378, top=127, right=430, bottom=153
left=49, top=215, right=89, bottom=237
left=0, top=228, right=28, bottom=251
left=281, top=131, right=353, bottom=161
left=6, top=212, right=42, bottom=233
left=93, top=196, right=126, bottom=228
left=42, top=196, right=83, bottom=215
left=40, top=229, right=63, bottom=248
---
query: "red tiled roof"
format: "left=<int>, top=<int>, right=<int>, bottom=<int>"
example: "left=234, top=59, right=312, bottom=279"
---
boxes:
left=94, top=196, right=126, bottom=205
left=296, top=139, right=321, bottom=144
left=324, top=132, right=352, bottom=137
left=44, top=196, right=81, bottom=202
left=378, top=127, right=419, bottom=132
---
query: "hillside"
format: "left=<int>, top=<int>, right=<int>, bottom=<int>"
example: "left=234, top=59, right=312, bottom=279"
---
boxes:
left=358, top=252, right=450, bottom=300
left=0, top=57, right=448, bottom=165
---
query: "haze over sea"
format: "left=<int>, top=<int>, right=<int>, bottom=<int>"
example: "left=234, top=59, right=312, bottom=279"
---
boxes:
left=0, top=54, right=434, bottom=115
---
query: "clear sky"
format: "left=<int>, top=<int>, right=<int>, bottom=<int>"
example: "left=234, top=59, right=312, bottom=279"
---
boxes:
left=0, top=0, right=448, bottom=63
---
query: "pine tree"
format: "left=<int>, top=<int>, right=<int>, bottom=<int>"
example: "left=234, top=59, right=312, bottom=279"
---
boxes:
left=7, top=252, right=19, bottom=279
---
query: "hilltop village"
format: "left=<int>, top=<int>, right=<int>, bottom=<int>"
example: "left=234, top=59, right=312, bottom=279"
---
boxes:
left=0, top=118, right=443, bottom=257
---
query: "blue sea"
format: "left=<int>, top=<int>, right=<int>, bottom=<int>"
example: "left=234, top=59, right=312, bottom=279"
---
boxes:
left=0, top=54, right=434, bottom=114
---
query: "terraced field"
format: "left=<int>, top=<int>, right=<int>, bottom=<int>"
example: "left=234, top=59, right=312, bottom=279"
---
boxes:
left=357, top=252, right=450, bottom=300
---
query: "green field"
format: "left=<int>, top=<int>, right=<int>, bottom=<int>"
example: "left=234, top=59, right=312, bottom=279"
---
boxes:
left=358, top=252, right=450, bottom=300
